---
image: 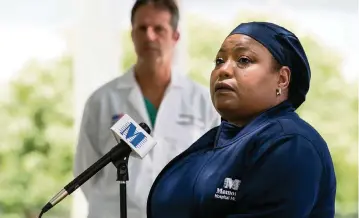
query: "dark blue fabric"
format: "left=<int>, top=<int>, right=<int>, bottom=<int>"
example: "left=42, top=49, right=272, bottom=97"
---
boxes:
left=147, top=101, right=336, bottom=218
left=229, top=22, right=311, bottom=109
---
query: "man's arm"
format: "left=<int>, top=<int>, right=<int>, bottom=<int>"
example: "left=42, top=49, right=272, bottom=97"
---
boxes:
left=227, top=135, right=325, bottom=218
left=205, top=94, right=221, bottom=129
left=208, top=113, right=221, bottom=129
left=73, top=99, right=102, bottom=200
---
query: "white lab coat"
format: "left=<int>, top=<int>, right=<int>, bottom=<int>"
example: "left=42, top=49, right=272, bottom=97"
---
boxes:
left=74, top=66, right=220, bottom=218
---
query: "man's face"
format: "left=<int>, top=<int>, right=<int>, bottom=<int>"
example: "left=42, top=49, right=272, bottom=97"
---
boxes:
left=131, top=4, right=179, bottom=64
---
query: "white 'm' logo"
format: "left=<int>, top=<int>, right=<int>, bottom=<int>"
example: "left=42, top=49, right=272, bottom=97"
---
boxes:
left=223, top=178, right=241, bottom=191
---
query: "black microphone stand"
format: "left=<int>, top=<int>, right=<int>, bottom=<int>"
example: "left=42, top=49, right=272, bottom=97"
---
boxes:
left=110, top=122, right=151, bottom=218
left=112, top=154, right=130, bottom=218
left=37, top=122, right=152, bottom=218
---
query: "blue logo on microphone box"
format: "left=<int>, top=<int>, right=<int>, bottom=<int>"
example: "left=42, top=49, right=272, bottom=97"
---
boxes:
left=119, top=122, right=147, bottom=148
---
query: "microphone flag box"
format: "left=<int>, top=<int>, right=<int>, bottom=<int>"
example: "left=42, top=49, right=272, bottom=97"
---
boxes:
left=110, top=114, right=157, bottom=159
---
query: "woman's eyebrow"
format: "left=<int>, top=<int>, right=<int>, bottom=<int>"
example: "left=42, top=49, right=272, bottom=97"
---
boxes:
left=218, top=47, right=226, bottom=53
left=218, top=43, right=258, bottom=55
left=233, top=44, right=258, bottom=54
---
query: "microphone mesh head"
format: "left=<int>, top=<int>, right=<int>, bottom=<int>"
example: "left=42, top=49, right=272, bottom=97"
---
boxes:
left=139, top=122, right=151, bottom=134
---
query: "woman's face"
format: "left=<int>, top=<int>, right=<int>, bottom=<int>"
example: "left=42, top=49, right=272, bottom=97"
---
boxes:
left=210, top=34, right=290, bottom=126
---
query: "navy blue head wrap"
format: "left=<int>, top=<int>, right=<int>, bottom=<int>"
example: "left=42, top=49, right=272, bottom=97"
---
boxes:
left=228, top=21, right=311, bottom=109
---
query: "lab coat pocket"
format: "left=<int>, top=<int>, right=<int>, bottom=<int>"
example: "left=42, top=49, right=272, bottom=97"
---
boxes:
left=165, top=122, right=204, bottom=153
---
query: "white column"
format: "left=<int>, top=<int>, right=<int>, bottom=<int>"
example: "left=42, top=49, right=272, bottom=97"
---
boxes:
left=71, top=0, right=123, bottom=218
left=173, top=0, right=188, bottom=75
left=73, top=0, right=123, bottom=127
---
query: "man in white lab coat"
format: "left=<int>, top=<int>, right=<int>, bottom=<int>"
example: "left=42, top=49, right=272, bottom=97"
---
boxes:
left=73, top=0, right=220, bottom=218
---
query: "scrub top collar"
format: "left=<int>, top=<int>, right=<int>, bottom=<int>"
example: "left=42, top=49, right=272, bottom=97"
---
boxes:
left=216, top=101, right=295, bottom=148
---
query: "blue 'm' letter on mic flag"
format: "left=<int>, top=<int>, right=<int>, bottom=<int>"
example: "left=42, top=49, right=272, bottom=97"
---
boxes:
left=119, top=122, right=147, bottom=148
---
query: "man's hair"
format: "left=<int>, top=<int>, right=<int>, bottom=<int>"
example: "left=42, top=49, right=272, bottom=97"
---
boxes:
left=131, top=0, right=180, bottom=30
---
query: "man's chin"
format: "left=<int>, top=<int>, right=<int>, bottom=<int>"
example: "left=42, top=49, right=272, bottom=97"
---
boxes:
left=139, top=56, right=165, bottom=65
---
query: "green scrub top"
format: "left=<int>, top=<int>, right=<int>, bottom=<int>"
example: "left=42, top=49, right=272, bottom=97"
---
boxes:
left=144, top=97, right=158, bottom=128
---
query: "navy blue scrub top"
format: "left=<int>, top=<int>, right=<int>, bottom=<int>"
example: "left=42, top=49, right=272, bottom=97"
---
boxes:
left=147, top=101, right=336, bottom=218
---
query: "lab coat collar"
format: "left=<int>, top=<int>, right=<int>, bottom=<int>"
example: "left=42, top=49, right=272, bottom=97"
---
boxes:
left=116, top=65, right=186, bottom=89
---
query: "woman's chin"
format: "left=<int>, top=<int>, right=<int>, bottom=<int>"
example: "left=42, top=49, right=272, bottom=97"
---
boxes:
left=214, top=100, right=239, bottom=114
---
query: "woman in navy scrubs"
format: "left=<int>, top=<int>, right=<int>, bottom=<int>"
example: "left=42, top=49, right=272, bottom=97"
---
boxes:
left=147, top=21, right=336, bottom=218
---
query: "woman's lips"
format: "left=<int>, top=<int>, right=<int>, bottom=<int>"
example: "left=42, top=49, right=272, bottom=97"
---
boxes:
left=214, top=82, right=235, bottom=92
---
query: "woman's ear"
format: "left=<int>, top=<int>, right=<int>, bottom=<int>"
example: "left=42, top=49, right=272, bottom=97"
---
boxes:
left=278, top=66, right=291, bottom=90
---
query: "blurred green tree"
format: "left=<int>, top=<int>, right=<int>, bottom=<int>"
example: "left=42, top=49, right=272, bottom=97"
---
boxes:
left=121, top=31, right=137, bottom=71
left=0, top=56, right=74, bottom=218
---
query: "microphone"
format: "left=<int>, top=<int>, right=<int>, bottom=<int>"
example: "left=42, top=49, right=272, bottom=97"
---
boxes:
left=38, top=114, right=156, bottom=217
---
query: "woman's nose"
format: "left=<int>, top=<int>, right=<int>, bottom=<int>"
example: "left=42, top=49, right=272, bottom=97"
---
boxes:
left=218, top=60, right=234, bottom=79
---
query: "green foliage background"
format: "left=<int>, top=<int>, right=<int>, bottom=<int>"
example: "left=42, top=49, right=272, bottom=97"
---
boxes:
left=0, top=13, right=357, bottom=218
left=0, top=57, right=74, bottom=218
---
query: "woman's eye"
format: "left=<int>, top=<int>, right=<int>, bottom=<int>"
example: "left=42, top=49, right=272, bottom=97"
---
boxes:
left=238, top=57, right=251, bottom=64
left=215, top=58, right=224, bottom=66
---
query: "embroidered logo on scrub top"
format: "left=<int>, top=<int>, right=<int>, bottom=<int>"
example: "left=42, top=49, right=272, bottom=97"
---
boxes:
left=112, top=113, right=124, bottom=125
left=214, top=178, right=241, bottom=201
